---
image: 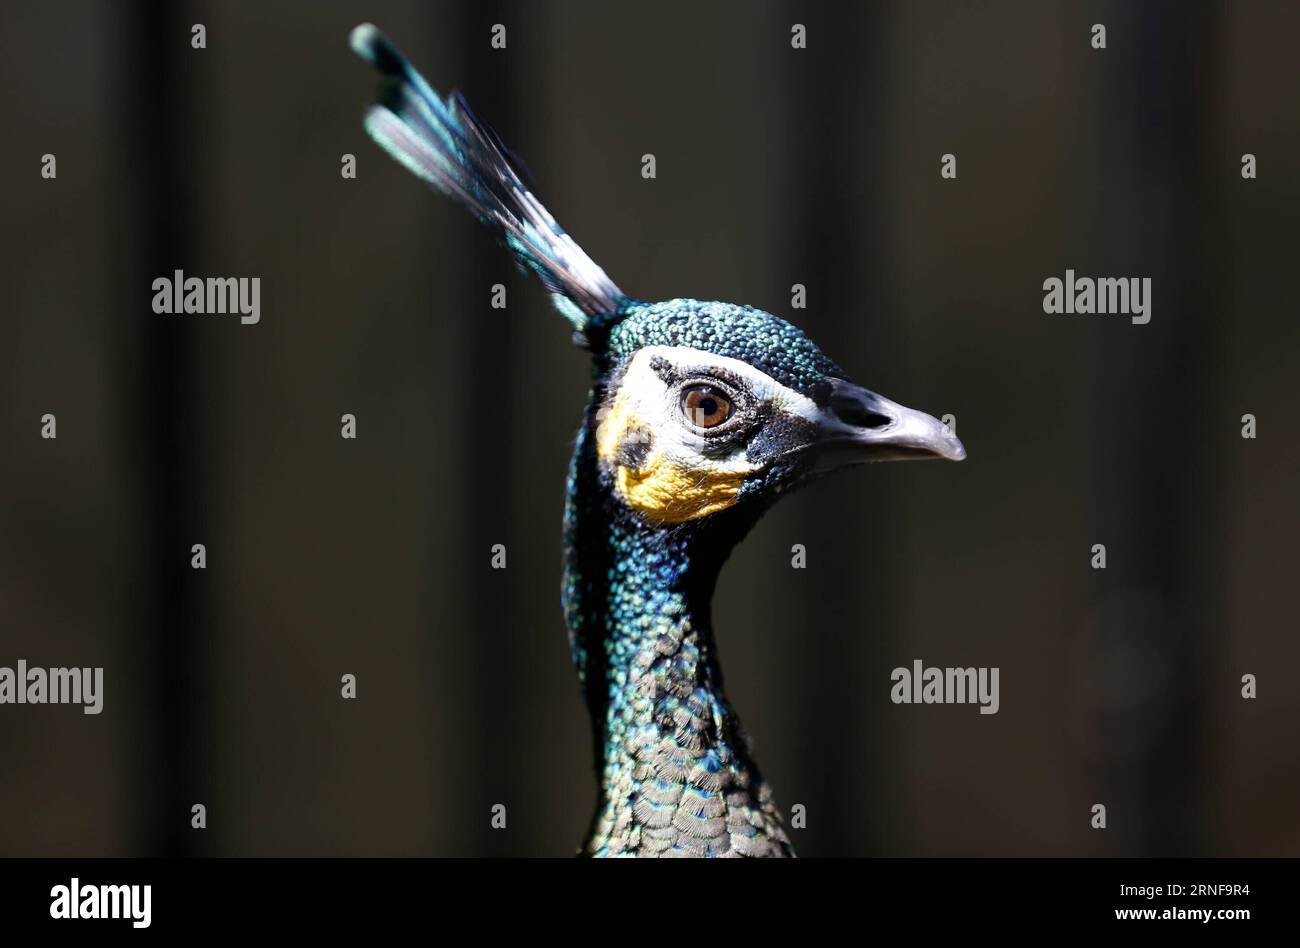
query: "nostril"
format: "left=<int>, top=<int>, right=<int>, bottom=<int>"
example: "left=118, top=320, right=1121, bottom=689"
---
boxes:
left=830, top=393, right=892, bottom=429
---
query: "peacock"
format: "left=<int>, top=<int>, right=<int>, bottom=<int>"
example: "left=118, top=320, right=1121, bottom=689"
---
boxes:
left=351, top=23, right=966, bottom=858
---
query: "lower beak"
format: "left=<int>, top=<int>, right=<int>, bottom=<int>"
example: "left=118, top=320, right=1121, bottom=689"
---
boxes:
left=811, top=378, right=966, bottom=469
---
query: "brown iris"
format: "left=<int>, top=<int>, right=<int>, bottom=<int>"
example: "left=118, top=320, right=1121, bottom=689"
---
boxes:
left=680, top=384, right=733, bottom=429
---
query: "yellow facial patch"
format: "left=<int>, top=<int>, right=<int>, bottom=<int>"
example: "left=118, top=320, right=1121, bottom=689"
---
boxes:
left=596, top=389, right=749, bottom=524
left=615, top=456, right=745, bottom=524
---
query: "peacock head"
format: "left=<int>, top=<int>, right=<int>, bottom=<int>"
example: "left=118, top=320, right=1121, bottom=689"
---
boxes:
left=591, top=299, right=966, bottom=529
left=347, top=23, right=965, bottom=537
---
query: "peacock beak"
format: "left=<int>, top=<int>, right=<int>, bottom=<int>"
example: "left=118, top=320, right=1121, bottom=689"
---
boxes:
left=810, top=378, right=966, bottom=469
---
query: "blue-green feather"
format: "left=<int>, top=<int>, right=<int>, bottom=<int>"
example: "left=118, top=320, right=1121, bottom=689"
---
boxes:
left=350, top=23, right=626, bottom=329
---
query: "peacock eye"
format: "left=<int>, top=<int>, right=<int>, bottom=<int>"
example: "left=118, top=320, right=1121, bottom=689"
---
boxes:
left=680, top=384, right=733, bottom=429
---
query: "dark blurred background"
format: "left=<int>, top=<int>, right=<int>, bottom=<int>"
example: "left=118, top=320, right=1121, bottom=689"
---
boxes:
left=1, top=0, right=1297, bottom=857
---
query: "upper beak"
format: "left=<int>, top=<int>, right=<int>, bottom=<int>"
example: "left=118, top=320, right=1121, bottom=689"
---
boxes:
left=811, top=378, right=966, bottom=469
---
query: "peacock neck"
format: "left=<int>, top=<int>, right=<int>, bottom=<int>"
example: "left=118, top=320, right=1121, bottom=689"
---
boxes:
left=562, top=417, right=792, bottom=856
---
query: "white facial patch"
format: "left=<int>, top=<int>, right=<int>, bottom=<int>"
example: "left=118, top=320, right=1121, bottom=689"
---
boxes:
left=594, top=347, right=823, bottom=523
left=598, top=347, right=820, bottom=467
